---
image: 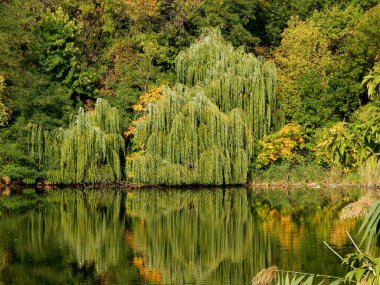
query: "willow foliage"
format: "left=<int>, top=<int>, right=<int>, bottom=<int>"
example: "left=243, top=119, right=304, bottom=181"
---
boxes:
left=30, top=99, right=125, bottom=183
left=177, top=29, right=278, bottom=138
left=127, top=29, right=278, bottom=185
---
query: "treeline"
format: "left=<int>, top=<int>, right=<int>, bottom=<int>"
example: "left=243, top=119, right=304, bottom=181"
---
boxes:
left=0, top=0, right=379, bottom=185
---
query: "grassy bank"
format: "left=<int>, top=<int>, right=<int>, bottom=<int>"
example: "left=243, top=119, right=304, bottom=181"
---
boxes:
left=1, top=160, right=379, bottom=190
left=248, top=162, right=379, bottom=189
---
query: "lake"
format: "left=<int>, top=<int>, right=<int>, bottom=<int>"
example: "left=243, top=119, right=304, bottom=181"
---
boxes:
left=0, top=187, right=367, bottom=284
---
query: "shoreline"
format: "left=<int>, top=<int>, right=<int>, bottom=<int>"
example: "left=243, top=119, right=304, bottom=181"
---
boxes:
left=1, top=179, right=379, bottom=195
left=1, top=173, right=379, bottom=195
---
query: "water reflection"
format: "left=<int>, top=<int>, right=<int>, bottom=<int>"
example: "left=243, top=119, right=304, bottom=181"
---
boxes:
left=0, top=187, right=364, bottom=284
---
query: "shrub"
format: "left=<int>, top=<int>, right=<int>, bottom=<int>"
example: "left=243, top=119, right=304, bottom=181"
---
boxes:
left=318, top=103, right=380, bottom=168
left=255, top=123, right=307, bottom=169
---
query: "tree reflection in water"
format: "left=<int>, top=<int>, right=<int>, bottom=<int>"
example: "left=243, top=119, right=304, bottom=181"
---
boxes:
left=0, top=187, right=363, bottom=284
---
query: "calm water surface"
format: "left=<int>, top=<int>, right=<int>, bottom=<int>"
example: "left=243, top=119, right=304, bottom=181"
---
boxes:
left=0, top=187, right=366, bottom=284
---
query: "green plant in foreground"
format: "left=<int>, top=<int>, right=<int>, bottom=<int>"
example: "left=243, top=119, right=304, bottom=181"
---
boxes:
left=252, top=200, right=380, bottom=285
left=362, top=62, right=380, bottom=101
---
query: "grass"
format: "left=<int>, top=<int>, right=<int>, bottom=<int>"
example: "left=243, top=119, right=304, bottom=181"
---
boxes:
left=359, top=156, right=380, bottom=188
left=249, top=162, right=361, bottom=188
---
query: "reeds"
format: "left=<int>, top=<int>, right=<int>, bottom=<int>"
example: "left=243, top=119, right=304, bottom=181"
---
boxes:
left=251, top=267, right=344, bottom=285
left=252, top=266, right=278, bottom=285
left=340, top=192, right=380, bottom=220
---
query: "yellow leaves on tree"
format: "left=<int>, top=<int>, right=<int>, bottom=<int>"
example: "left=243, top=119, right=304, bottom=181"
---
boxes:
left=256, top=123, right=305, bottom=167
left=124, top=86, right=163, bottom=138
left=124, top=0, right=159, bottom=22
left=132, top=85, right=162, bottom=112
left=132, top=256, right=163, bottom=284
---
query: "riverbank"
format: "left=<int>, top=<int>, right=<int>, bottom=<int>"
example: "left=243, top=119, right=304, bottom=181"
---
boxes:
left=1, top=162, right=379, bottom=192
left=249, top=162, right=380, bottom=189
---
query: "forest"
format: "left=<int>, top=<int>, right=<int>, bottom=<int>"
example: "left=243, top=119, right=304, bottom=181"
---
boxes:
left=0, top=0, right=380, bottom=186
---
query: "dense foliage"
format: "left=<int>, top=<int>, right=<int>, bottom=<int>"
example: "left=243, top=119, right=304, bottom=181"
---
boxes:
left=319, top=104, right=380, bottom=168
left=0, top=0, right=379, bottom=185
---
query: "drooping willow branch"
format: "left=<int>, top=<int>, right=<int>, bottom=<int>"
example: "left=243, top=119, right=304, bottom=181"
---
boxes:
left=176, top=28, right=279, bottom=138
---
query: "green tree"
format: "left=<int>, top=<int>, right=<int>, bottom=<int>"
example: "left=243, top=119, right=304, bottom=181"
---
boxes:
left=275, top=4, right=376, bottom=128
left=0, top=0, right=75, bottom=181
left=37, top=7, right=101, bottom=104
left=275, top=16, right=335, bottom=128
left=255, top=0, right=329, bottom=46
left=189, top=0, right=260, bottom=49
left=255, top=0, right=379, bottom=46
left=29, top=99, right=125, bottom=184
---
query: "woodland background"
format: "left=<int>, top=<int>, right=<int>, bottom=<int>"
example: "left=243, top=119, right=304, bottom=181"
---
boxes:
left=0, top=0, right=380, bottom=185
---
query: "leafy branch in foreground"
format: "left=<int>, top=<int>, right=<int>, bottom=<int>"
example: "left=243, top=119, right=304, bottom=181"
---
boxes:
left=252, top=266, right=346, bottom=285
left=359, top=200, right=380, bottom=251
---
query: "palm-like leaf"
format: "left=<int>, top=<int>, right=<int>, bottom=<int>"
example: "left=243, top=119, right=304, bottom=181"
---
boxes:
left=359, top=200, right=380, bottom=251
left=362, top=63, right=380, bottom=100
left=252, top=268, right=345, bottom=285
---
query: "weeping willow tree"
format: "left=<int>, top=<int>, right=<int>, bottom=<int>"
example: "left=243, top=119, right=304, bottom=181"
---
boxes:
left=29, top=99, right=125, bottom=183
left=127, top=29, right=279, bottom=185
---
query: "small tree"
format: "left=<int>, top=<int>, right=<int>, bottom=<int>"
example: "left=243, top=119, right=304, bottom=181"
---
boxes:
left=30, top=99, right=125, bottom=184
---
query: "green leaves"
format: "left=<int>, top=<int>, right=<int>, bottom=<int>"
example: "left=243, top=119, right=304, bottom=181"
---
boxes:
left=342, top=252, right=380, bottom=285
left=318, top=104, right=380, bottom=168
left=37, top=7, right=80, bottom=82
left=252, top=268, right=345, bottom=285
left=362, top=62, right=380, bottom=101
left=359, top=201, right=380, bottom=250
left=0, top=75, right=11, bottom=128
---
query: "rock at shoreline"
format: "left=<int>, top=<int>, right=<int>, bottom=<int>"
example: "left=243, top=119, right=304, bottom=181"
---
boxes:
left=0, top=176, right=12, bottom=196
